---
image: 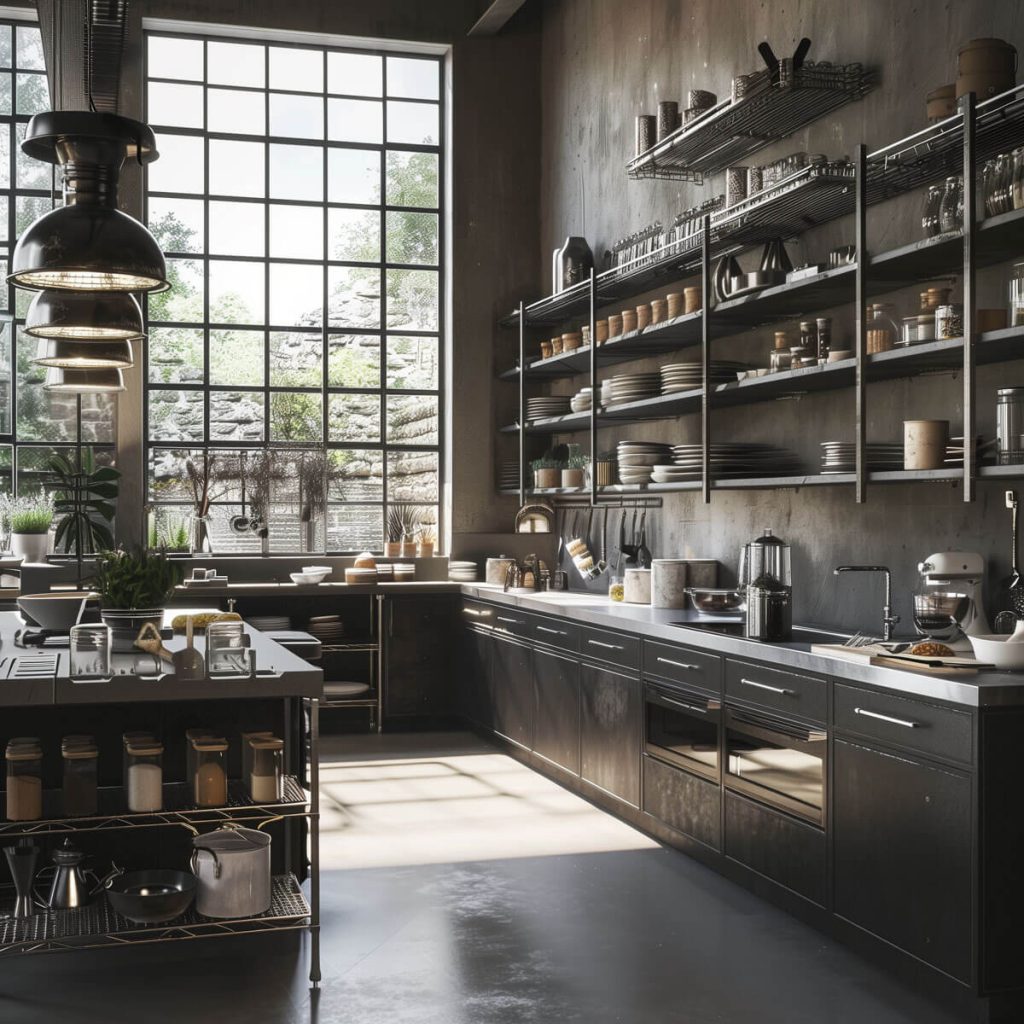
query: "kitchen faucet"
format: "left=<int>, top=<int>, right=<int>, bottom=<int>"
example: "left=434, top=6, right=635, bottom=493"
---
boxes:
left=834, top=565, right=900, bottom=642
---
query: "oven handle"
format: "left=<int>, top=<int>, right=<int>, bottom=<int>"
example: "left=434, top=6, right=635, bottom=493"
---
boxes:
left=727, top=707, right=826, bottom=745
left=646, top=686, right=720, bottom=717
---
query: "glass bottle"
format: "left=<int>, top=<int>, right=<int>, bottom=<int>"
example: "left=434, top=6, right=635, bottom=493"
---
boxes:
left=866, top=304, right=899, bottom=354
left=125, top=741, right=164, bottom=813
left=922, top=183, right=944, bottom=236
left=6, top=739, right=43, bottom=822
left=61, top=739, right=98, bottom=817
left=815, top=317, right=832, bottom=362
left=248, top=737, right=284, bottom=803
left=192, top=737, right=228, bottom=808
left=938, top=176, right=963, bottom=233
left=1011, top=262, right=1024, bottom=329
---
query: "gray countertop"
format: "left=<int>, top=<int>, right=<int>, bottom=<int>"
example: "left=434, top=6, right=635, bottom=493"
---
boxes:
left=170, top=580, right=464, bottom=600
left=460, top=584, right=1024, bottom=708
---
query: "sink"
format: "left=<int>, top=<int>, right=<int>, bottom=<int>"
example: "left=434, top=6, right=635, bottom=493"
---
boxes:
left=673, top=621, right=854, bottom=646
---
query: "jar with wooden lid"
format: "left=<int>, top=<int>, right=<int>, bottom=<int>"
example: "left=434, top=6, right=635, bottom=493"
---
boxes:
left=125, top=741, right=164, bottom=813
left=866, top=304, right=899, bottom=354
left=62, top=741, right=98, bottom=817
left=6, top=739, right=42, bottom=821
left=248, top=737, right=284, bottom=804
left=192, top=737, right=228, bottom=808
left=773, top=330, right=793, bottom=351
left=241, top=730, right=274, bottom=792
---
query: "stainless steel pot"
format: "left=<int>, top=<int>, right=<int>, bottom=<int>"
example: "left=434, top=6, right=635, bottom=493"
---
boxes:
left=191, top=825, right=271, bottom=919
left=745, top=584, right=792, bottom=641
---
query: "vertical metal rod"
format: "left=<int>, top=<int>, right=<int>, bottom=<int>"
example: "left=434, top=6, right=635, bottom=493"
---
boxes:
left=700, top=215, right=712, bottom=504
left=308, top=694, right=321, bottom=986
left=962, top=92, right=977, bottom=503
left=376, top=594, right=385, bottom=734
left=589, top=266, right=597, bottom=506
left=284, top=696, right=293, bottom=878
left=854, top=143, right=867, bottom=504
left=518, top=300, right=526, bottom=505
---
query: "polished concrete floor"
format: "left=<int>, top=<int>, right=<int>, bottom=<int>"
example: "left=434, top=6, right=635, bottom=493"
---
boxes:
left=0, top=731, right=962, bottom=1024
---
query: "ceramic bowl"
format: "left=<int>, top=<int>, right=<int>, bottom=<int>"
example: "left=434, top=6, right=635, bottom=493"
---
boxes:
left=290, top=571, right=325, bottom=585
left=968, top=634, right=1024, bottom=670
left=18, top=591, right=94, bottom=632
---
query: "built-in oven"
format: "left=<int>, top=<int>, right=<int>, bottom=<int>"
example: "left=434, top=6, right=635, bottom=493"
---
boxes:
left=644, top=680, right=720, bottom=781
left=724, top=707, right=826, bottom=825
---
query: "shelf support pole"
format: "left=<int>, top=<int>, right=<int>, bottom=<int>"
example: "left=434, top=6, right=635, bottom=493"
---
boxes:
left=854, top=143, right=867, bottom=503
left=589, top=266, right=598, bottom=506
left=962, top=91, right=977, bottom=503
left=308, top=694, right=321, bottom=986
left=518, top=300, right=526, bottom=506
left=701, top=214, right=712, bottom=504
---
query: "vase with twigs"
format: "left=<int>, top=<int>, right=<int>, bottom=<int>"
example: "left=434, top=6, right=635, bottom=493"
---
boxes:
left=418, top=524, right=436, bottom=558
left=298, top=447, right=328, bottom=553
left=184, top=452, right=232, bottom=555
left=385, top=508, right=404, bottom=557
left=397, top=506, right=421, bottom=558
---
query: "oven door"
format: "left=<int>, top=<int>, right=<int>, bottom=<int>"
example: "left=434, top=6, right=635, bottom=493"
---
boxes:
left=644, top=682, right=721, bottom=781
left=724, top=707, right=826, bottom=825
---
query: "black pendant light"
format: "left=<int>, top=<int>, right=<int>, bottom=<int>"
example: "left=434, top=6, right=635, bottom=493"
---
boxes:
left=35, top=336, right=133, bottom=369
left=8, top=111, right=167, bottom=293
left=44, top=365, right=126, bottom=393
left=25, top=289, right=144, bottom=340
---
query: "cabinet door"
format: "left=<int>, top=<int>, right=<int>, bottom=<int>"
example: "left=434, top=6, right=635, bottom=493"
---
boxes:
left=833, top=738, right=973, bottom=983
left=580, top=662, right=640, bottom=807
left=533, top=647, right=580, bottom=775
left=458, top=627, right=493, bottom=729
left=491, top=634, right=534, bottom=748
left=384, top=597, right=456, bottom=718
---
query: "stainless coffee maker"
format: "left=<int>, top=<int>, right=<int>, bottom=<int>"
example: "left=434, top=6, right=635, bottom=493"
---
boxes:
left=741, top=528, right=793, bottom=641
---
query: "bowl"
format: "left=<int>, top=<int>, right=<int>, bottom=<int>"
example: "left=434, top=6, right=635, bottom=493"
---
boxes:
left=105, top=869, right=196, bottom=924
left=686, top=587, right=746, bottom=615
left=968, top=634, right=1024, bottom=670
left=302, top=565, right=332, bottom=576
left=17, top=591, right=95, bottom=632
left=289, top=572, right=325, bottom=585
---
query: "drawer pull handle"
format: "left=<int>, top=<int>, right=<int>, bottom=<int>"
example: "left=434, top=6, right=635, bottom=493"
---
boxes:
left=588, top=639, right=624, bottom=651
left=463, top=608, right=491, bottom=618
left=496, top=616, right=523, bottom=625
left=854, top=707, right=918, bottom=729
left=740, top=677, right=793, bottom=696
left=536, top=626, right=566, bottom=636
left=656, top=656, right=700, bottom=671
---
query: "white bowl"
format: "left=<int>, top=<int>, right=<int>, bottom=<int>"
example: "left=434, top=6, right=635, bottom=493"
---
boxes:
left=301, top=565, right=332, bottom=577
left=968, top=634, right=1024, bottom=670
left=290, top=572, right=325, bottom=585
left=18, top=591, right=94, bottom=632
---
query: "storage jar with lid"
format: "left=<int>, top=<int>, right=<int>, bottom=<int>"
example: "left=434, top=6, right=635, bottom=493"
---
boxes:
left=6, top=739, right=42, bottom=821
left=248, top=736, right=284, bottom=803
left=938, top=176, right=963, bottom=233
left=190, top=826, right=271, bottom=918
left=624, top=568, right=652, bottom=605
left=866, top=304, right=899, bottom=354
left=125, top=741, right=163, bottom=813
left=815, top=317, right=831, bottom=361
left=62, top=739, right=98, bottom=817
left=1011, top=262, right=1024, bottom=328
left=997, top=387, right=1024, bottom=464
left=192, top=737, right=228, bottom=808
left=922, top=184, right=944, bottom=237
left=935, top=303, right=964, bottom=340
left=901, top=314, right=935, bottom=345
left=185, top=728, right=215, bottom=789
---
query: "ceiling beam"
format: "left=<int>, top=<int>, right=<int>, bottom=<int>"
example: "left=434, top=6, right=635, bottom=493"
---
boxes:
left=468, top=0, right=528, bottom=36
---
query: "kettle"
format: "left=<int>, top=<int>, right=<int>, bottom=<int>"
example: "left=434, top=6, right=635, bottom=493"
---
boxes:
left=41, top=837, right=116, bottom=909
left=741, top=528, right=793, bottom=642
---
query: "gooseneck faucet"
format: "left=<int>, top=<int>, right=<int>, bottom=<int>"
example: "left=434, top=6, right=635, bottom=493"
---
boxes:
left=834, top=565, right=899, bottom=642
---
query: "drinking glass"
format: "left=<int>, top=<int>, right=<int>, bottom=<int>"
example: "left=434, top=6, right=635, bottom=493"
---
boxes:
left=69, top=624, right=111, bottom=680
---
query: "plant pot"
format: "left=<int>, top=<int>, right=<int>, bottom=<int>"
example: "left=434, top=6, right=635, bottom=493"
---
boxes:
left=11, top=532, right=50, bottom=564
left=561, top=469, right=584, bottom=489
left=385, top=541, right=402, bottom=557
left=100, top=609, right=165, bottom=653
left=418, top=541, right=435, bottom=558
left=534, top=468, right=560, bottom=489
left=400, top=541, right=418, bottom=558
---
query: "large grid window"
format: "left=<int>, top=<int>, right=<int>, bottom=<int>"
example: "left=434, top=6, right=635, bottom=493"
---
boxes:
left=144, top=31, right=444, bottom=553
left=0, top=21, right=116, bottom=496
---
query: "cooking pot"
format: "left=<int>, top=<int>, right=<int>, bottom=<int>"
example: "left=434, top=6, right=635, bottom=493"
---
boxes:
left=191, top=825, right=271, bottom=919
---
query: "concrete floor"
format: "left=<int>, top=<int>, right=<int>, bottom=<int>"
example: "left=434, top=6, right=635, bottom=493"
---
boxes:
left=0, top=731, right=961, bottom=1024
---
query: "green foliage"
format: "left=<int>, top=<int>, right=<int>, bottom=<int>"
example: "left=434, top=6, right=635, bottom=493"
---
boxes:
left=270, top=392, right=322, bottom=442
left=530, top=457, right=563, bottom=471
left=149, top=514, right=190, bottom=552
left=94, top=547, right=184, bottom=609
left=565, top=453, right=590, bottom=470
left=9, top=491, right=53, bottom=534
left=47, top=449, right=120, bottom=554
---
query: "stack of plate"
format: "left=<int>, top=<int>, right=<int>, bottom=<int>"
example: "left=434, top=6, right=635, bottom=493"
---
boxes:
left=617, top=441, right=674, bottom=484
left=247, top=615, right=291, bottom=631
left=570, top=387, right=593, bottom=413
left=604, top=373, right=661, bottom=406
left=660, top=362, right=748, bottom=394
left=307, top=615, right=345, bottom=644
left=526, top=396, right=571, bottom=420
left=653, top=443, right=802, bottom=481
left=497, top=460, right=520, bottom=490
left=820, top=442, right=904, bottom=474
left=449, top=560, right=478, bottom=582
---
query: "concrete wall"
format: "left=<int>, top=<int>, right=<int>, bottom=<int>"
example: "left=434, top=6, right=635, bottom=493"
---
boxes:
left=534, top=0, right=1024, bottom=633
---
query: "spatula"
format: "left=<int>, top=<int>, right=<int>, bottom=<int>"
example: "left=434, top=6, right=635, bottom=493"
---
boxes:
left=173, top=616, right=206, bottom=681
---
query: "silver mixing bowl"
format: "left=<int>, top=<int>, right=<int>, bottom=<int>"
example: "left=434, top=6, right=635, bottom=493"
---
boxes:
left=912, top=590, right=974, bottom=642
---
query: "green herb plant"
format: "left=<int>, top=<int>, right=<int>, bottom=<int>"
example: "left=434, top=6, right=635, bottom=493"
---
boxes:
left=94, top=547, right=185, bottom=610
left=9, top=493, right=54, bottom=535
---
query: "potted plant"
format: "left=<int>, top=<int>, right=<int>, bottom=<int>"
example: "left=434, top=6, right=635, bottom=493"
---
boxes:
left=9, top=493, right=54, bottom=563
left=561, top=453, right=589, bottom=489
left=398, top=506, right=421, bottom=558
left=385, top=508, right=403, bottom=558
left=47, top=449, right=120, bottom=556
left=94, top=547, right=184, bottom=651
left=418, top=525, right=436, bottom=558
left=531, top=457, right=562, bottom=490
left=149, top=514, right=191, bottom=555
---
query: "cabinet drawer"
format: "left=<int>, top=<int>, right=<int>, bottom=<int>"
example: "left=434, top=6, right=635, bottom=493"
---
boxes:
left=489, top=607, right=534, bottom=639
left=460, top=600, right=495, bottom=629
left=833, top=683, right=973, bottom=766
left=725, top=659, right=826, bottom=724
left=644, top=641, right=720, bottom=695
left=643, top=754, right=720, bottom=850
left=530, top=618, right=579, bottom=652
left=579, top=626, right=639, bottom=671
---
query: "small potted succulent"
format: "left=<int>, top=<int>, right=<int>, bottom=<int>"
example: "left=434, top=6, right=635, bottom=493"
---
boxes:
left=94, top=547, right=184, bottom=651
left=561, top=453, right=589, bottom=489
left=531, top=457, right=562, bottom=490
left=385, top=508, right=403, bottom=558
left=8, top=493, right=55, bottom=563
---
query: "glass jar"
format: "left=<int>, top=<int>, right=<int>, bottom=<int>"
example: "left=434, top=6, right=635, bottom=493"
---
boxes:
left=935, top=303, right=964, bottom=340
left=608, top=576, right=624, bottom=602
left=1012, top=147, right=1024, bottom=210
left=815, top=317, right=831, bottom=361
left=922, top=183, right=944, bottom=236
left=248, top=737, right=284, bottom=803
left=62, top=741, right=98, bottom=817
left=982, top=159, right=998, bottom=217
left=185, top=728, right=216, bottom=791
left=125, top=741, right=163, bottom=813
left=866, top=304, right=899, bottom=354
left=192, top=737, right=228, bottom=808
left=69, top=624, right=110, bottom=681
left=799, top=320, right=815, bottom=352
left=6, top=739, right=42, bottom=821
left=1011, top=262, right=1024, bottom=328
left=241, top=730, right=274, bottom=794
left=993, top=152, right=1013, bottom=214
left=938, top=176, right=963, bottom=233
left=206, top=620, right=246, bottom=676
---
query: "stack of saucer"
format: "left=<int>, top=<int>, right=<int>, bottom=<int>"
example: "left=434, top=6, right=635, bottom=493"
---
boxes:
left=660, top=361, right=748, bottom=394
left=306, top=615, right=345, bottom=645
left=617, top=440, right=674, bottom=484
left=449, top=560, right=478, bottom=582
left=604, top=373, right=661, bottom=406
left=570, top=387, right=593, bottom=413
left=820, top=442, right=903, bottom=474
left=526, top=396, right=571, bottom=421
left=248, top=615, right=291, bottom=632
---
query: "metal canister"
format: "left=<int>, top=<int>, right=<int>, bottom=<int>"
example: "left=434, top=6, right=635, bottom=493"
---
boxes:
left=635, top=114, right=655, bottom=156
left=997, top=387, right=1024, bottom=464
left=744, top=585, right=793, bottom=641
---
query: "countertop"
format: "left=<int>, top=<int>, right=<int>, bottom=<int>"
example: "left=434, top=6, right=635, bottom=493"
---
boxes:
left=460, top=583, right=1024, bottom=708
left=171, top=580, right=465, bottom=599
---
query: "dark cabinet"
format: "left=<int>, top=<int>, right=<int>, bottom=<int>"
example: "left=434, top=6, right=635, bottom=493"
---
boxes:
left=833, top=738, right=973, bottom=983
left=458, top=626, right=493, bottom=729
left=533, top=647, right=580, bottom=775
left=643, top=754, right=720, bottom=849
left=580, top=661, right=641, bottom=807
left=384, top=597, right=457, bottom=718
left=491, top=633, right=534, bottom=749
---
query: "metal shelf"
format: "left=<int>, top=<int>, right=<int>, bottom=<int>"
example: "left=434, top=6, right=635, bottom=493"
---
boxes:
left=0, top=873, right=309, bottom=957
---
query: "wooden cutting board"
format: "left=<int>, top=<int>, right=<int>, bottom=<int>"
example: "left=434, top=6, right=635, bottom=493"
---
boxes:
left=810, top=643, right=994, bottom=672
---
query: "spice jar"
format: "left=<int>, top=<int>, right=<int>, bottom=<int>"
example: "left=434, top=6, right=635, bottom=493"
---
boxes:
left=192, top=737, right=228, bottom=808
left=621, top=309, right=637, bottom=333
left=607, top=313, right=623, bottom=337
left=126, top=741, right=163, bottom=813
left=608, top=576, right=624, bottom=602
left=6, top=739, right=43, bottom=821
left=773, top=330, right=793, bottom=351
left=799, top=320, right=816, bottom=352
left=1011, top=262, right=1024, bottom=328
left=249, top=737, right=284, bottom=803
left=935, top=303, right=964, bottom=339
left=866, top=304, right=899, bottom=353
left=921, top=285, right=952, bottom=311
left=815, top=317, right=832, bottom=362
left=185, top=728, right=215, bottom=791
left=62, top=740, right=98, bottom=818
left=596, top=318, right=609, bottom=342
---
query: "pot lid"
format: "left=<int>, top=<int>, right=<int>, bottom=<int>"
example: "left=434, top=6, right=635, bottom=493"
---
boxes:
left=193, top=826, right=270, bottom=852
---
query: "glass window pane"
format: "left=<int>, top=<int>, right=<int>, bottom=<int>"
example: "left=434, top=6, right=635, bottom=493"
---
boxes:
left=270, top=331, right=322, bottom=387
left=81, top=394, right=116, bottom=444
left=270, top=93, right=323, bottom=139
left=270, top=46, right=323, bottom=93
left=329, top=334, right=380, bottom=388
left=0, top=72, right=10, bottom=115
left=148, top=389, right=205, bottom=442
left=329, top=267, right=381, bottom=329
left=386, top=336, right=438, bottom=390
left=387, top=394, right=438, bottom=445
left=327, top=98, right=382, bottom=144
left=210, top=140, right=264, bottom=198
left=382, top=150, right=434, bottom=208
left=329, top=450, right=383, bottom=501
left=270, top=143, right=322, bottom=201
left=149, top=448, right=242, bottom=502
left=208, top=42, right=265, bottom=88
left=387, top=450, right=438, bottom=502
left=148, top=133, right=204, bottom=194
left=269, top=204, right=323, bottom=260
left=16, top=72, right=48, bottom=115
left=269, top=263, right=322, bottom=326
left=209, top=260, right=265, bottom=325
left=385, top=211, right=437, bottom=265
left=148, top=196, right=204, bottom=253
left=210, top=330, right=265, bottom=387
left=387, top=101, right=439, bottom=145
left=147, top=36, right=203, bottom=81
left=18, top=446, right=70, bottom=493
left=16, top=196, right=50, bottom=238
left=15, top=122, right=49, bottom=190
left=387, top=57, right=439, bottom=100
left=328, top=505, right=383, bottom=552
left=328, top=148, right=380, bottom=204
left=386, top=269, right=437, bottom=331
left=148, top=327, right=205, bottom=384
left=209, top=200, right=264, bottom=257
left=0, top=320, right=10, bottom=433
left=0, top=26, right=12, bottom=68
left=271, top=391, right=322, bottom=442
left=15, top=26, right=43, bottom=70
left=148, top=81, right=203, bottom=128
left=0, top=124, right=8, bottom=191
left=327, top=52, right=382, bottom=97
left=208, top=88, right=265, bottom=135
left=210, top=391, right=265, bottom=442
left=329, top=208, right=379, bottom=262
left=329, top=392, right=380, bottom=442
left=148, top=258, right=204, bottom=323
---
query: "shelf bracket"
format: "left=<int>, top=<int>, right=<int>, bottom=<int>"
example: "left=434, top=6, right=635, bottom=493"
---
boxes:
left=962, top=92, right=977, bottom=503
left=854, top=143, right=867, bottom=504
left=701, top=214, right=712, bottom=504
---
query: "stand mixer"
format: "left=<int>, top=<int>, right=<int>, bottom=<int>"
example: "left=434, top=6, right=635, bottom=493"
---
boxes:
left=913, top=552, right=990, bottom=651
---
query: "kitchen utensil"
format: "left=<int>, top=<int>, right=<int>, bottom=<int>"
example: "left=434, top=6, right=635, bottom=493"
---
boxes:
left=173, top=617, right=206, bottom=681
left=133, top=621, right=173, bottom=664
left=759, top=238, right=793, bottom=274
left=43, top=838, right=97, bottom=909
left=746, top=584, right=792, bottom=641
left=4, top=844, right=39, bottom=919
left=105, top=869, right=197, bottom=924
left=16, top=592, right=91, bottom=633
left=555, top=507, right=565, bottom=566
left=914, top=552, right=990, bottom=649
left=712, top=255, right=743, bottom=302
left=191, top=825, right=272, bottom=919
left=687, top=587, right=746, bottom=615
left=595, top=507, right=608, bottom=575
left=615, top=509, right=626, bottom=572
left=637, top=510, right=651, bottom=568
left=1005, top=490, right=1024, bottom=617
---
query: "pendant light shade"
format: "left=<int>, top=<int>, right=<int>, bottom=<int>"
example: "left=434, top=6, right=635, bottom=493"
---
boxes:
left=9, top=111, right=168, bottom=293
left=25, top=290, right=144, bottom=340
left=44, top=365, right=126, bottom=393
left=34, top=337, right=133, bottom=370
